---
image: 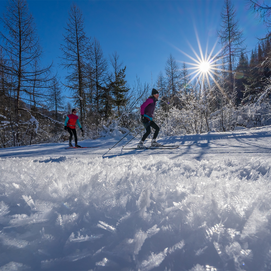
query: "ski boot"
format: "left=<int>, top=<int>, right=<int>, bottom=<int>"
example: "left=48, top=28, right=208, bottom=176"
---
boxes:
left=137, top=140, right=146, bottom=149
left=69, top=141, right=73, bottom=147
left=75, top=144, right=82, bottom=148
left=151, top=139, right=163, bottom=147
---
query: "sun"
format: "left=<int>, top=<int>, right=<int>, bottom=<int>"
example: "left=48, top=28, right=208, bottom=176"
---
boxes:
left=174, top=32, right=231, bottom=102
left=199, top=61, right=211, bottom=73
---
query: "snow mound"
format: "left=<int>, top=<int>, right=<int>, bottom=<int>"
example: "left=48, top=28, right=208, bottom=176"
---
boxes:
left=1, top=154, right=271, bottom=270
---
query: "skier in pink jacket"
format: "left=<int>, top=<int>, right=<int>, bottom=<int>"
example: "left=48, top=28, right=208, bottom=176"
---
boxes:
left=138, top=88, right=162, bottom=148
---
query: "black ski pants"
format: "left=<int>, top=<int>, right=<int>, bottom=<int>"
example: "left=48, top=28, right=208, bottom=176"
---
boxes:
left=67, top=127, right=78, bottom=144
left=141, top=120, right=160, bottom=142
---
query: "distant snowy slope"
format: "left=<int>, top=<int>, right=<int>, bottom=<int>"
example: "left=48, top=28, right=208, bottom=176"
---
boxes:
left=0, top=126, right=271, bottom=270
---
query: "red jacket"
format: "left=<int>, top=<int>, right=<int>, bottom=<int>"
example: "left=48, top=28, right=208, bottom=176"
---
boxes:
left=65, top=114, right=82, bottom=129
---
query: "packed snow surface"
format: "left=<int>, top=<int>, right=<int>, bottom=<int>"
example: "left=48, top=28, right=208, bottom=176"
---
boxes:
left=1, top=126, right=271, bottom=271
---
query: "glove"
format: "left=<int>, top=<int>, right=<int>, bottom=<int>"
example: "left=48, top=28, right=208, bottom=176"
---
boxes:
left=64, top=126, right=67, bottom=130
left=141, top=115, right=144, bottom=121
left=80, top=128, right=83, bottom=133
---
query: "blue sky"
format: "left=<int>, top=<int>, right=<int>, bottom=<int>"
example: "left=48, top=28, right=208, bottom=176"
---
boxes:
left=0, top=0, right=268, bottom=93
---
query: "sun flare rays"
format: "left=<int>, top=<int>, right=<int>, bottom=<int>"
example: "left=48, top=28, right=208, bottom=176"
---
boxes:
left=177, top=32, right=231, bottom=102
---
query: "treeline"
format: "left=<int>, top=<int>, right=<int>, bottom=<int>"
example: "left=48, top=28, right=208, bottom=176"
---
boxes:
left=236, top=37, right=271, bottom=104
left=1, top=0, right=271, bottom=148
left=152, top=0, right=271, bottom=135
left=0, top=0, right=132, bottom=147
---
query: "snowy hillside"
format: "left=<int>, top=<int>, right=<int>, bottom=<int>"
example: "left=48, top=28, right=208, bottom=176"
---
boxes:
left=1, top=126, right=271, bottom=271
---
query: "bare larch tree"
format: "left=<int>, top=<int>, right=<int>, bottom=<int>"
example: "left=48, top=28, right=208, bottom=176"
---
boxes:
left=217, top=0, right=245, bottom=105
left=0, top=0, right=51, bottom=145
left=89, top=38, right=108, bottom=117
left=165, top=54, right=180, bottom=97
left=61, top=4, right=90, bottom=125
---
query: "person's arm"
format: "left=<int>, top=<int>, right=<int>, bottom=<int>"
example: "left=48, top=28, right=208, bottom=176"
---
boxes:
left=64, top=116, right=69, bottom=126
left=140, top=98, right=153, bottom=115
left=76, top=119, right=82, bottom=129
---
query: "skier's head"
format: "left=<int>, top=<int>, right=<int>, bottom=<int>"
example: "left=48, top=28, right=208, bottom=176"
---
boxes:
left=152, top=88, right=159, bottom=100
left=152, top=88, right=159, bottom=95
left=72, top=109, right=77, bottom=114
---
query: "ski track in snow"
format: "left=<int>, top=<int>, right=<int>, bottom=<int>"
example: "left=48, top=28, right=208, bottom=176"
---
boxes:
left=0, top=127, right=271, bottom=270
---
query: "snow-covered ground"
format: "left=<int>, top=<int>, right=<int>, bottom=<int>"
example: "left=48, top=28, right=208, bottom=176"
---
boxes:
left=1, top=126, right=271, bottom=271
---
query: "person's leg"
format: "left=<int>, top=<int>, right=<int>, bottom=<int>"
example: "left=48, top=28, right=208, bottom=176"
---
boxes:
left=150, top=121, right=160, bottom=140
left=141, top=122, right=151, bottom=142
left=67, top=127, right=73, bottom=146
left=72, top=129, right=78, bottom=145
left=73, top=130, right=82, bottom=147
left=150, top=121, right=162, bottom=146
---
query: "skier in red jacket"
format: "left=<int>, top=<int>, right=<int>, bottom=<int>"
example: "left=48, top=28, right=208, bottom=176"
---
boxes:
left=64, top=109, right=83, bottom=147
left=138, top=88, right=162, bottom=148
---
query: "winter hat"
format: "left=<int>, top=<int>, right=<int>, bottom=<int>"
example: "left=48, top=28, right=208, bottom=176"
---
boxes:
left=152, top=88, right=159, bottom=95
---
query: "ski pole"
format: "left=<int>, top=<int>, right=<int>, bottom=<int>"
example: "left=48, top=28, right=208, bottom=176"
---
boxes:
left=102, top=91, right=147, bottom=158
left=102, top=129, right=133, bottom=158
left=120, top=126, right=144, bottom=151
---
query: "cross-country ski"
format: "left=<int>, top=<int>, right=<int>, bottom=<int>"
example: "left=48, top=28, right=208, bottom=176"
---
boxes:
left=122, top=145, right=179, bottom=150
left=65, top=146, right=100, bottom=149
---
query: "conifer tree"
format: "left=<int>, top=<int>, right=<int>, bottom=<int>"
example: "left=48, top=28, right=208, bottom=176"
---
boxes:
left=243, top=38, right=271, bottom=103
left=265, top=39, right=271, bottom=57
left=111, top=67, right=129, bottom=117
left=109, top=52, right=129, bottom=117
left=258, top=44, right=264, bottom=63
left=100, top=84, right=113, bottom=120
left=235, top=52, right=249, bottom=105
left=0, top=48, right=7, bottom=116
left=263, top=38, right=271, bottom=78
